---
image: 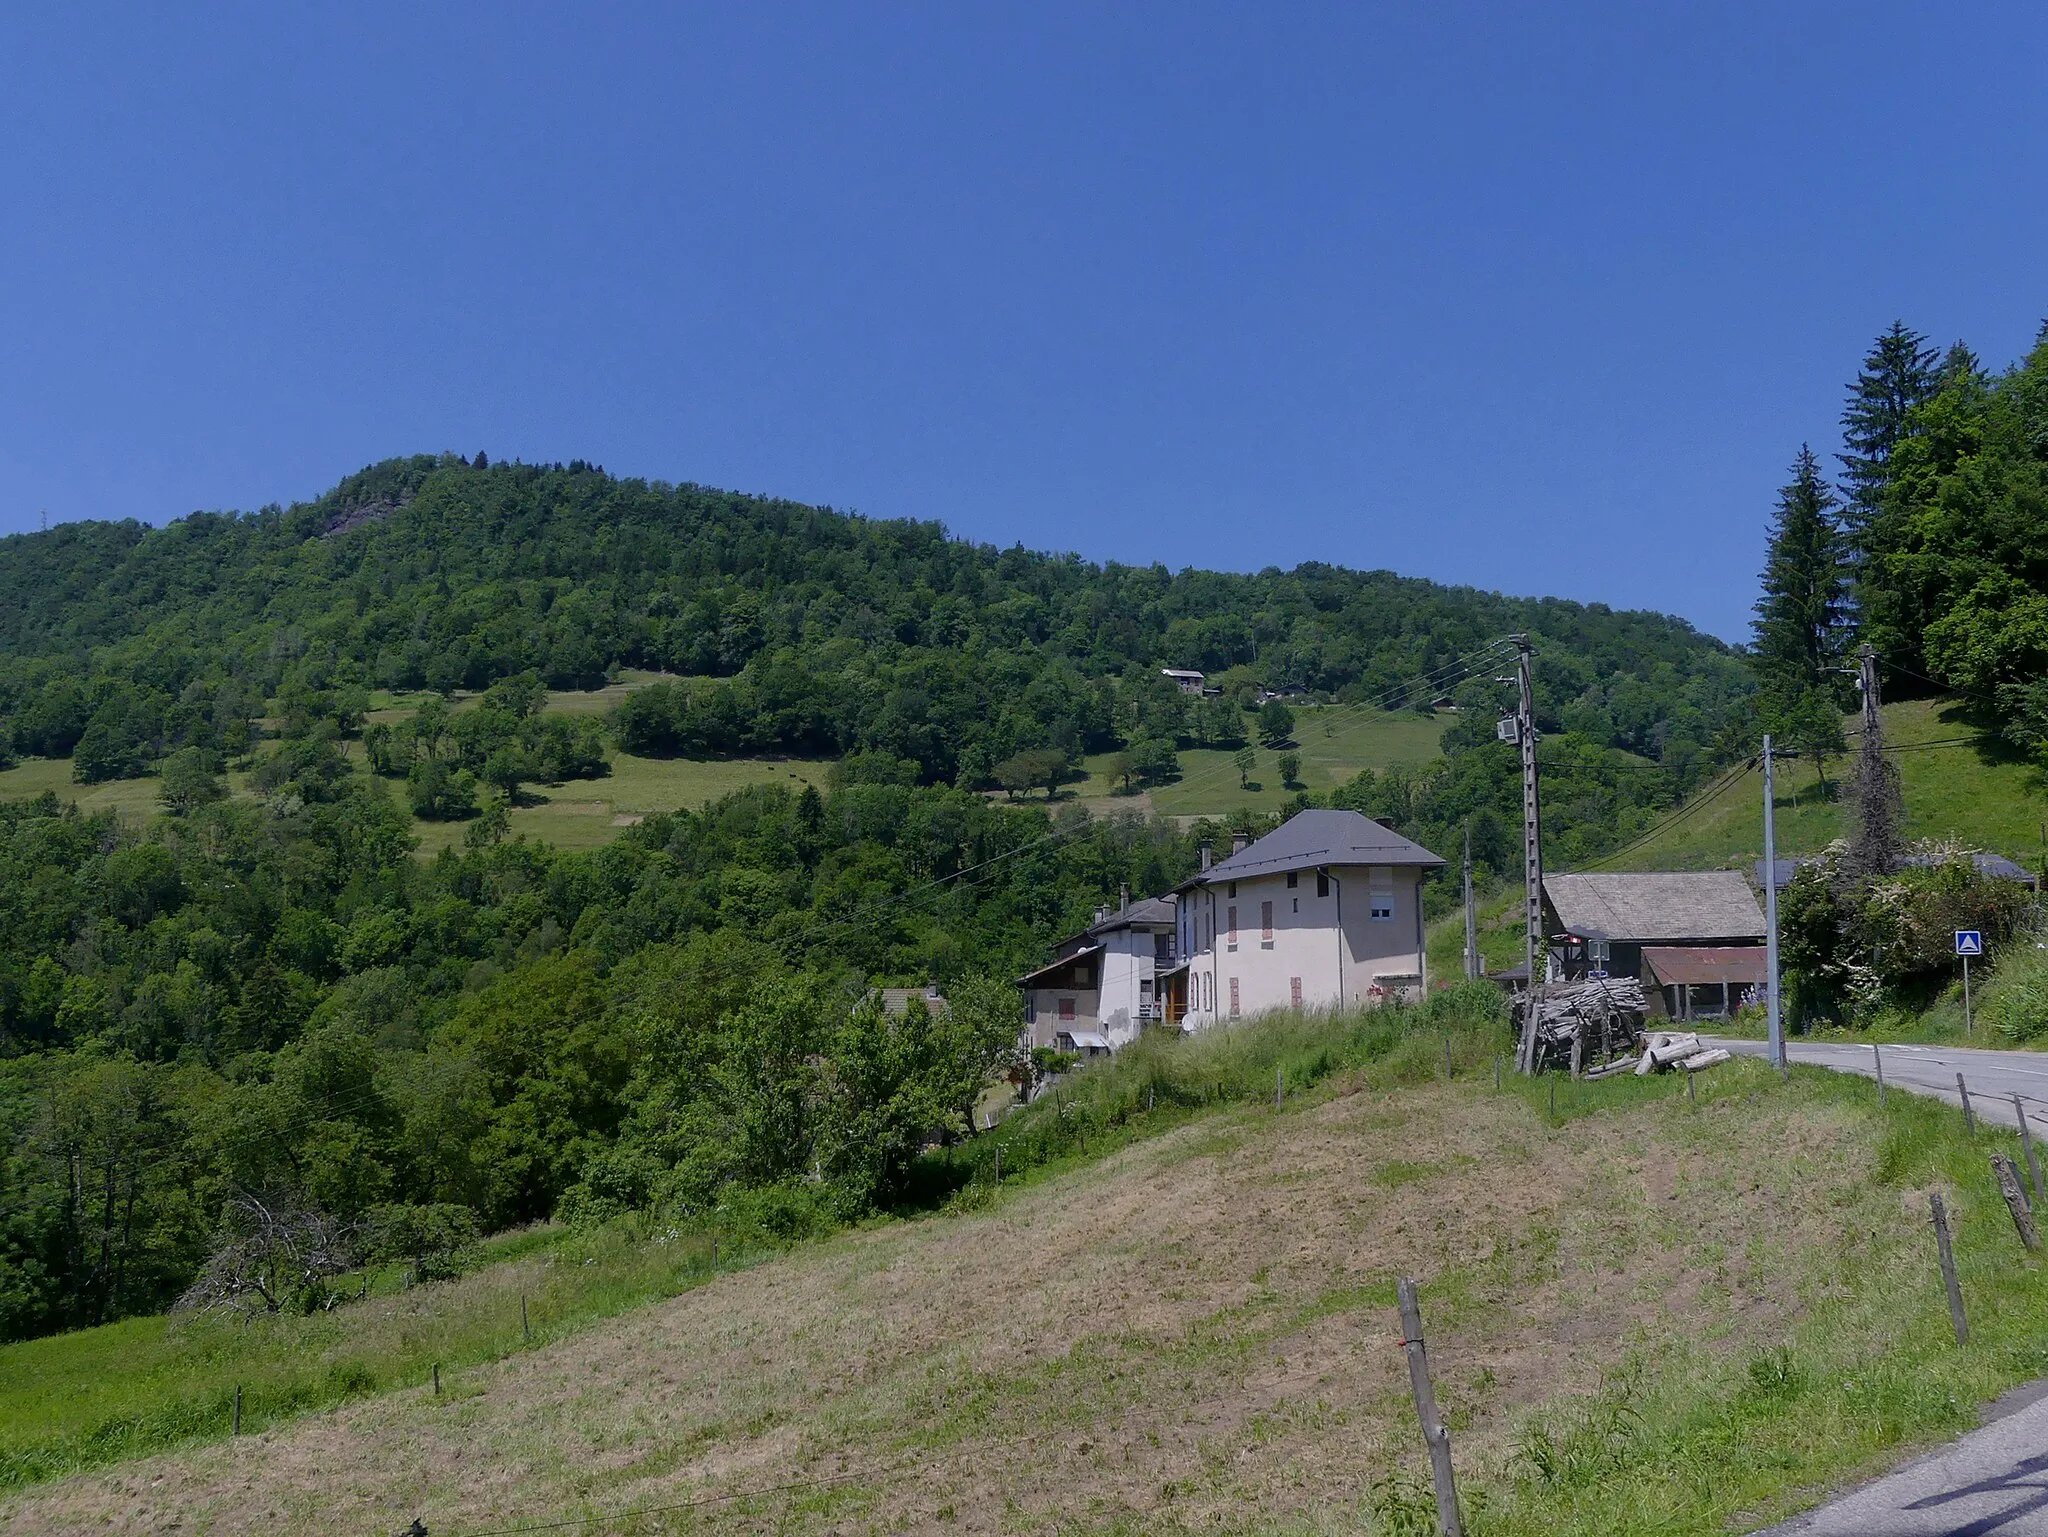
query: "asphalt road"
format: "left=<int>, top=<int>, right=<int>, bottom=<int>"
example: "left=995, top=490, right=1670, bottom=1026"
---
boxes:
left=1753, top=1381, right=2048, bottom=1535
left=1708, top=1036, right=2048, bottom=1132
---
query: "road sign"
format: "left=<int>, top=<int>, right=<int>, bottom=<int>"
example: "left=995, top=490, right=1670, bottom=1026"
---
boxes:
left=1956, top=930, right=1984, bottom=956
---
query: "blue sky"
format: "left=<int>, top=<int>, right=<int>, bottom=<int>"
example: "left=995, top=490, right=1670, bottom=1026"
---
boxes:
left=3, top=5, right=2044, bottom=642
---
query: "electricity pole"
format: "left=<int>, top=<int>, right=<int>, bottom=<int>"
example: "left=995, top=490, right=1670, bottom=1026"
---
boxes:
left=1462, top=820, right=1479, bottom=979
left=1510, top=635, right=1544, bottom=1073
left=1763, top=734, right=1784, bottom=1073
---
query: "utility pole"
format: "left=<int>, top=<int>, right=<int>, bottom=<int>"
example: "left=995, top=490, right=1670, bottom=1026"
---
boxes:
left=1509, top=635, right=1544, bottom=1073
left=1763, top=734, right=1784, bottom=1073
left=1462, top=820, right=1479, bottom=980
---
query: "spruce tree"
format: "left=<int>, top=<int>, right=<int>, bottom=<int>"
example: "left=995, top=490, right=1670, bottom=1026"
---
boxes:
left=1836, top=321, right=1939, bottom=544
left=1752, top=445, right=1848, bottom=693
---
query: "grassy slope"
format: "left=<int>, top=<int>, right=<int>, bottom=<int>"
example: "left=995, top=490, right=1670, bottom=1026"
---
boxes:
left=0, top=672, right=832, bottom=855
left=1610, top=696, right=2048, bottom=874
left=1066, top=705, right=1448, bottom=820
left=7, top=1003, right=2048, bottom=1536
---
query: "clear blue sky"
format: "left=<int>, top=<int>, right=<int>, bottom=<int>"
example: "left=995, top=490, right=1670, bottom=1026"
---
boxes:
left=4, top=4, right=2044, bottom=642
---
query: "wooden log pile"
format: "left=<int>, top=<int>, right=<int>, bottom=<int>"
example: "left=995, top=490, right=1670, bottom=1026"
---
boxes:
left=1628, top=1030, right=1731, bottom=1076
left=1516, top=978, right=1648, bottom=1076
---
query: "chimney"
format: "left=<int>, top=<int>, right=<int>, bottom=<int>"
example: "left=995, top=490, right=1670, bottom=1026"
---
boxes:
left=1199, top=842, right=1213, bottom=872
left=1232, top=832, right=1250, bottom=856
left=1119, top=884, right=1129, bottom=913
left=1096, top=904, right=1110, bottom=924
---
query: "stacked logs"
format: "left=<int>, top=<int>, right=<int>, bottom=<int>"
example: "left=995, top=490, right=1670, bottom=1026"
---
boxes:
left=1516, top=977, right=1649, bottom=1076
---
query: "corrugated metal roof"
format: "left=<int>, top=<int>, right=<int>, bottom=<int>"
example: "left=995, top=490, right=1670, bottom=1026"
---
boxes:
left=1545, top=871, right=1765, bottom=943
left=1642, top=945, right=1767, bottom=986
left=1192, top=809, right=1445, bottom=885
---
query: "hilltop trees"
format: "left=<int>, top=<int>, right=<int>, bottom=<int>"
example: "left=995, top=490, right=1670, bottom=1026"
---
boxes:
left=1837, top=321, right=1941, bottom=547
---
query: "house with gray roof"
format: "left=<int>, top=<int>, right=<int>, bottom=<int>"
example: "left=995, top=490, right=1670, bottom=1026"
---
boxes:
left=1019, top=891, right=1179, bottom=1056
left=1167, top=808, right=1447, bottom=1028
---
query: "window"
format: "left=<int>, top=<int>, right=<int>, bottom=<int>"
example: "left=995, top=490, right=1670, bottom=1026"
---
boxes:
left=1025, top=997, right=1037, bottom=1024
left=1058, top=998, right=1076, bottom=1021
left=1316, top=872, right=1329, bottom=898
left=1227, top=905, right=1238, bottom=950
left=1370, top=896, right=1394, bottom=921
left=1260, top=900, right=1274, bottom=945
left=1286, top=871, right=1298, bottom=889
left=1292, top=897, right=1298, bottom=914
left=1228, top=882, right=1237, bottom=898
left=1075, top=963, right=1095, bottom=988
left=1229, top=977, right=1240, bottom=1017
left=1290, top=976, right=1303, bottom=1007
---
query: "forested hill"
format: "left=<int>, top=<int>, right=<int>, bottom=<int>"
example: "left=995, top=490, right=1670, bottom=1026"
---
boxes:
left=0, top=453, right=1747, bottom=784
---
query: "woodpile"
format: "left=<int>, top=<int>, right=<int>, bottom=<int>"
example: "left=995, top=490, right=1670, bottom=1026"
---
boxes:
left=1516, top=977, right=1647, bottom=1076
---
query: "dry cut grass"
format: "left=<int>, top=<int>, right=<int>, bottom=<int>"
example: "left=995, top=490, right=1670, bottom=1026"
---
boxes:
left=10, top=1058, right=2040, bottom=1536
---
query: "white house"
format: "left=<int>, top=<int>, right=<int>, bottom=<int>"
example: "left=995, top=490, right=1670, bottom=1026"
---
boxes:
left=1160, top=668, right=1207, bottom=696
left=1166, top=809, right=1445, bottom=1027
left=1018, top=893, right=1179, bottom=1055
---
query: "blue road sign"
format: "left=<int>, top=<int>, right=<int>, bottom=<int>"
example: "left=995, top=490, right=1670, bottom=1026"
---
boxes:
left=1956, top=930, right=1984, bottom=956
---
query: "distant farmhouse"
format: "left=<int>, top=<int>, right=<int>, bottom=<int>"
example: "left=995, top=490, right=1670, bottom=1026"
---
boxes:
left=1540, top=871, right=1766, bottom=1021
left=1159, top=667, right=1207, bottom=696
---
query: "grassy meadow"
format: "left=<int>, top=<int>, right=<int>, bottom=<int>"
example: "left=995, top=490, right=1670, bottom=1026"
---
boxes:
left=9, top=993, right=2048, bottom=1535
left=1069, top=704, right=1449, bottom=820
left=1607, top=696, right=2048, bottom=874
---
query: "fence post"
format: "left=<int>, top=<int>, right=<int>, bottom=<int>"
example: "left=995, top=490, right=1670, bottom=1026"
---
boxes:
left=1930, top=1193, right=1968, bottom=1346
left=1276, top=1065, right=1283, bottom=1108
left=232, top=1384, right=241, bottom=1437
left=1958, top=1074, right=1977, bottom=1135
left=1687, top=1070, right=1696, bottom=1108
left=2017, top=1095, right=2044, bottom=1207
left=1494, top=1055, right=1502, bottom=1091
left=1992, top=1155, right=2041, bottom=1252
left=1874, top=1043, right=1887, bottom=1107
left=521, top=1294, right=530, bottom=1343
left=1444, top=1036, right=1453, bottom=1081
left=1396, top=1279, right=1464, bottom=1537
left=432, top=1363, right=441, bottom=1395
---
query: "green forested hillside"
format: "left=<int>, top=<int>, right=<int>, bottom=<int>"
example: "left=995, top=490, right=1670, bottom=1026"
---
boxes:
left=0, top=456, right=1759, bottom=1346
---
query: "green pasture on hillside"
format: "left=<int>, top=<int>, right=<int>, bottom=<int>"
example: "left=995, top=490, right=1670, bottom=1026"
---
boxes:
left=1608, top=697, right=2048, bottom=874
left=1067, top=705, right=1449, bottom=819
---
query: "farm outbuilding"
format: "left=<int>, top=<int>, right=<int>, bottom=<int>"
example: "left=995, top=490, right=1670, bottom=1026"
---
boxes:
left=1542, top=871, right=1767, bottom=1020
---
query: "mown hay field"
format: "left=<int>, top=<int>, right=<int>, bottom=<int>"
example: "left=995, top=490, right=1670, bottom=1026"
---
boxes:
left=10, top=1046, right=2048, bottom=1536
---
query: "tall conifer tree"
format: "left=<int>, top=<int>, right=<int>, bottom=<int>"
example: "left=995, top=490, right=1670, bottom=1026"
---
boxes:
left=1836, top=321, right=1939, bottom=545
left=1753, top=445, right=1848, bottom=693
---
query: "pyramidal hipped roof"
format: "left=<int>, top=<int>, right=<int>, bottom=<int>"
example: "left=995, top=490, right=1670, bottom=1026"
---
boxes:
left=1192, top=809, right=1446, bottom=885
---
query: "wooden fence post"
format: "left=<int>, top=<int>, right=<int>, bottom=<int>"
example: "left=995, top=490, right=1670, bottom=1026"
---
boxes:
left=1930, top=1193, right=1967, bottom=1346
left=432, top=1363, right=441, bottom=1395
left=1276, top=1065, right=1283, bottom=1108
left=1396, top=1279, right=1465, bottom=1537
left=1444, top=1036, right=1453, bottom=1081
left=1874, top=1043, right=1886, bottom=1107
left=1958, top=1074, right=1977, bottom=1135
left=2017, top=1095, right=2044, bottom=1207
left=232, top=1384, right=241, bottom=1437
left=1992, top=1155, right=2041, bottom=1252
left=521, top=1294, right=530, bottom=1343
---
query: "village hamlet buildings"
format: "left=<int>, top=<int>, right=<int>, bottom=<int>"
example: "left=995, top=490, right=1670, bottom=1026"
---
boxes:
left=1019, top=892, right=1180, bottom=1057
left=1540, top=871, right=1768, bottom=1021
left=1017, top=809, right=1448, bottom=1053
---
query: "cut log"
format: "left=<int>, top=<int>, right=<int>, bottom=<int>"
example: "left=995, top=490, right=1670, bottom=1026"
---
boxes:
left=1682, top=1048, right=1732, bottom=1073
left=1585, top=1056, right=1640, bottom=1080
left=1649, top=1037, right=1704, bottom=1068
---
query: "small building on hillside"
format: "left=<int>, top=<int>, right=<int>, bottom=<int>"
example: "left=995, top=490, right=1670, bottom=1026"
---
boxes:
left=1160, top=668, right=1207, bottom=696
left=1542, top=871, right=1767, bottom=1020
left=1169, top=808, right=1446, bottom=1028
left=1019, top=893, right=1179, bottom=1056
left=879, top=985, right=947, bottom=1017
